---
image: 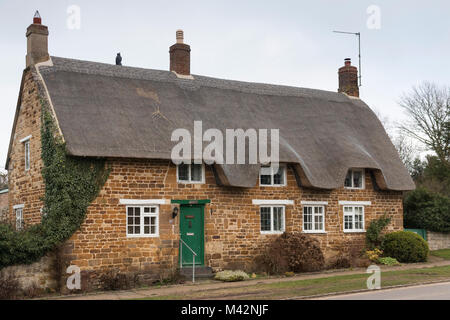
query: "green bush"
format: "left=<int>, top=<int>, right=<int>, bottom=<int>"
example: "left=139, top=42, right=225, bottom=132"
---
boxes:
left=382, top=231, right=429, bottom=263
left=404, top=187, right=450, bottom=233
left=259, top=232, right=325, bottom=274
left=214, top=270, right=249, bottom=282
left=378, top=257, right=400, bottom=266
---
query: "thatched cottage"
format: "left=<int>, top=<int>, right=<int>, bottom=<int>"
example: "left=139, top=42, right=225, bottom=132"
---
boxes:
left=5, top=13, right=414, bottom=285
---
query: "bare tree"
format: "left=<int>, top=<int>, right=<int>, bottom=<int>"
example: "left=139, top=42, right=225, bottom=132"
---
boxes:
left=374, top=109, right=419, bottom=175
left=399, top=82, right=450, bottom=165
left=392, top=133, right=417, bottom=175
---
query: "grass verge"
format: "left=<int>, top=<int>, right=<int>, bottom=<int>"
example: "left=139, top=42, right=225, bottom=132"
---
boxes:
left=136, top=265, right=450, bottom=300
left=430, top=249, right=450, bottom=260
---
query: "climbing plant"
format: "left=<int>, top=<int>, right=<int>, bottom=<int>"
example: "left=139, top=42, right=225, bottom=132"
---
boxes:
left=0, top=100, right=109, bottom=269
left=365, top=214, right=392, bottom=250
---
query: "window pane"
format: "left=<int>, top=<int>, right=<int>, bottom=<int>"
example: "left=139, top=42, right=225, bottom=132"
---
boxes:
left=128, top=217, right=133, bottom=225
left=178, top=164, right=189, bottom=181
left=134, top=226, right=140, bottom=234
left=303, top=207, right=312, bottom=231
left=344, top=215, right=353, bottom=230
left=344, top=171, right=352, bottom=187
left=135, top=207, right=141, bottom=216
left=260, top=166, right=272, bottom=185
left=260, top=207, right=271, bottom=231
left=273, top=207, right=283, bottom=231
left=191, top=164, right=202, bottom=182
left=273, top=166, right=285, bottom=185
left=353, top=170, right=363, bottom=188
left=144, top=207, right=150, bottom=213
left=144, top=217, right=150, bottom=225
left=127, top=207, right=133, bottom=217
left=151, top=217, right=156, bottom=225
left=128, top=226, right=134, bottom=234
left=355, top=207, right=364, bottom=229
left=260, top=174, right=271, bottom=185
left=316, top=217, right=322, bottom=230
left=144, top=226, right=150, bottom=234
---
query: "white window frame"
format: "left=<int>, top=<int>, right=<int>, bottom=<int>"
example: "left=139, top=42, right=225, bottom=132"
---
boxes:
left=343, top=206, right=365, bottom=233
left=259, top=164, right=287, bottom=187
left=344, top=169, right=365, bottom=190
left=126, top=205, right=160, bottom=238
left=176, top=163, right=205, bottom=184
left=259, top=205, right=285, bottom=234
left=14, top=204, right=24, bottom=231
left=23, top=139, right=31, bottom=171
left=302, top=205, right=326, bottom=233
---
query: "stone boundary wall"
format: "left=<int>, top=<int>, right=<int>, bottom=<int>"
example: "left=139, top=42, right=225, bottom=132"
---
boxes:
left=0, top=254, right=57, bottom=292
left=427, top=231, right=450, bottom=250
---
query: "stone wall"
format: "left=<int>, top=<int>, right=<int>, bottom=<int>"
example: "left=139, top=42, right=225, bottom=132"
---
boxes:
left=7, top=68, right=45, bottom=227
left=427, top=231, right=450, bottom=250
left=0, top=254, right=57, bottom=292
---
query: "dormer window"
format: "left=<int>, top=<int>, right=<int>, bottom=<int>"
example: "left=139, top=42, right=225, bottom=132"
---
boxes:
left=260, top=164, right=286, bottom=186
left=177, top=164, right=205, bottom=184
left=344, top=169, right=364, bottom=189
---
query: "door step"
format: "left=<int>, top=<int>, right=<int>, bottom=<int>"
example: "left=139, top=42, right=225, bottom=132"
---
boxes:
left=179, top=266, right=214, bottom=279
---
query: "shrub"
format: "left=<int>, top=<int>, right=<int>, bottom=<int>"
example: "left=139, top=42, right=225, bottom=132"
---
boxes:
left=366, top=215, right=391, bottom=250
left=214, top=270, right=249, bottom=282
left=404, top=187, right=450, bottom=233
left=366, top=248, right=383, bottom=262
left=378, top=257, right=400, bottom=266
left=327, top=256, right=351, bottom=270
left=259, top=232, right=325, bottom=274
left=382, top=231, right=429, bottom=263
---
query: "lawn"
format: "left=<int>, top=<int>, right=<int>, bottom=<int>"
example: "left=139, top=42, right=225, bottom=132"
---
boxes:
left=137, top=265, right=450, bottom=300
left=430, top=249, right=450, bottom=260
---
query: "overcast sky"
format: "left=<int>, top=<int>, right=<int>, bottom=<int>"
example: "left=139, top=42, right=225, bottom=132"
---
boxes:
left=0, top=0, right=449, bottom=170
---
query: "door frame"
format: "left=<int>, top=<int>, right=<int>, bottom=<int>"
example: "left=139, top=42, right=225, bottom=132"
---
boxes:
left=174, top=200, right=210, bottom=267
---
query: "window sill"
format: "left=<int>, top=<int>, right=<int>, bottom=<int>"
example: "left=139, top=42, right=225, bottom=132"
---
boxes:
left=177, top=181, right=205, bottom=185
left=343, top=230, right=366, bottom=233
left=344, top=187, right=365, bottom=190
left=126, top=234, right=160, bottom=238
left=260, top=231, right=284, bottom=235
left=259, top=184, right=287, bottom=187
left=302, top=231, right=327, bottom=234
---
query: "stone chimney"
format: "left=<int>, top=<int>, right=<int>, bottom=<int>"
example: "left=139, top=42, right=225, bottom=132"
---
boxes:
left=26, top=11, right=49, bottom=67
left=338, top=58, right=359, bottom=97
left=169, top=30, right=191, bottom=76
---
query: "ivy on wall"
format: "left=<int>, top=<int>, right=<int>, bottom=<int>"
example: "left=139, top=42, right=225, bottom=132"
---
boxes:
left=0, top=100, right=110, bottom=269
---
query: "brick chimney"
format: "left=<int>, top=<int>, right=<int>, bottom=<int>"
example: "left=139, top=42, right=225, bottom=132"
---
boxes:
left=169, top=30, right=191, bottom=76
left=338, top=58, right=359, bottom=97
left=26, top=11, right=49, bottom=67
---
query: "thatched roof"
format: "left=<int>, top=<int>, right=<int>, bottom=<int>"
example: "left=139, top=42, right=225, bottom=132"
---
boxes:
left=33, top=56, right=414, bottom=190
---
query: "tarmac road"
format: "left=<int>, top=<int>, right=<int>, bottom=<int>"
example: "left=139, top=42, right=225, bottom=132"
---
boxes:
left=317, top=281, right=450, bottom=300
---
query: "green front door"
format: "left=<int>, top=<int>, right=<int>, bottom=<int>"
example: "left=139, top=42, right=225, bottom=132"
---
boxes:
left=180, top=205, right=205, bottom=266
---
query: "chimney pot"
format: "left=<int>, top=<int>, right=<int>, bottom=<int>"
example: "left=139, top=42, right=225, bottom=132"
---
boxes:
left=338, top=58, right=359, bottom=97
left=170, top=29, right=191, bottom=76
left=176, top=30, right=184, bottom=44
left=33, top=10, right=42, bottom=24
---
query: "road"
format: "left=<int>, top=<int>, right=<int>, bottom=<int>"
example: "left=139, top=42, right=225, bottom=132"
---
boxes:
left=317, top=281, right=450, bottom=300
